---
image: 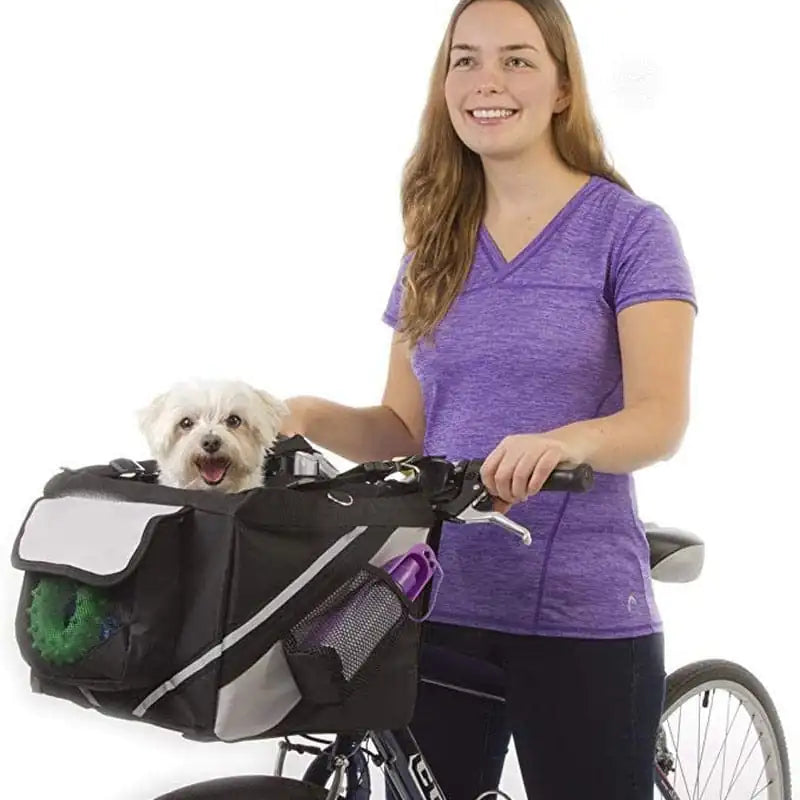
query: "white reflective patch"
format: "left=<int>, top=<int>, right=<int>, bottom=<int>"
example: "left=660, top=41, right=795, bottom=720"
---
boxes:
left=18, top=495, right=184, bottom=576
left=214, top=642, right=302, bottom=741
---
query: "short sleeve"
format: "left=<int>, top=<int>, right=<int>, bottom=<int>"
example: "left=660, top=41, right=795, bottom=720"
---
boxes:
left=382, top=253, right=412, bottom=329
left=610, top=204, right=698, bottom=315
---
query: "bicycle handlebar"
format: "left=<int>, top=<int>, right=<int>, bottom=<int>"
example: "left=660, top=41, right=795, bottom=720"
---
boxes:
left=535, top=461, right=595, bottom=493
left=418, top=457, right=593, bottom=545
left=275, top=437, right=595, bottom=546
left=466, top=458, right=594, bottom=496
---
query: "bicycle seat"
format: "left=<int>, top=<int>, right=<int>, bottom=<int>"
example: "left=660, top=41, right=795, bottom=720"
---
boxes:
left=644, top=523, right=704, bottom=583
left=153, top=775, right=328, bottom=800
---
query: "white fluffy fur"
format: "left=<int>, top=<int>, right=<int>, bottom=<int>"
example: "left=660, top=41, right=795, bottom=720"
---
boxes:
left=137, top=379, right=289, bottom=493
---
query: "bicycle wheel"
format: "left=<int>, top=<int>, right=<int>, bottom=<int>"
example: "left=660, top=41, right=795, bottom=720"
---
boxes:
left=656, top=659, right=791, bottom=799
left=153, top=775, right=328, bottom=799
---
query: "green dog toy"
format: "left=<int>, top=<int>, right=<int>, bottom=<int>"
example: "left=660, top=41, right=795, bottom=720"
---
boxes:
left=27, top=577, right=110, bottom=665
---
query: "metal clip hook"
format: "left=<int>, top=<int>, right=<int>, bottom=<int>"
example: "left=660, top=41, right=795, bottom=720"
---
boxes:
left=326, top=491, right=354, bottom=506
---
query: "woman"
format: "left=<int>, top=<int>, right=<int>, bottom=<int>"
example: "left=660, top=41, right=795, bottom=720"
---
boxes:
left=282, top=0, right=697, bottom=797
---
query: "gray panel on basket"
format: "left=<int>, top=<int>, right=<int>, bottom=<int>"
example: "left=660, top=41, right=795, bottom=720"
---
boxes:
left=214, top=642, right=302, bottom=741
left=18, top=495, right=184, bottom=575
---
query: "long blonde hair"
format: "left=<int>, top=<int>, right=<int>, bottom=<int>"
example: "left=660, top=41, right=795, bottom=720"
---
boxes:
left=397, top=0, right=632, bottom=348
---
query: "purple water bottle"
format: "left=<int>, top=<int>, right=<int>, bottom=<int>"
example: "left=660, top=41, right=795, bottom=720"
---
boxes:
left=291, top=544, right=443, bottom=688
left=382, top=543, right=439, bottom=600
left=381, top=543, right=443, bottom=621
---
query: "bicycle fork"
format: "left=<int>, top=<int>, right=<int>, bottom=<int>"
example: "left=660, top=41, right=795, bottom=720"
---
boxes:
left=373, top=728, right=448, bottom=800
left=654, top=727, right=680, bottom=800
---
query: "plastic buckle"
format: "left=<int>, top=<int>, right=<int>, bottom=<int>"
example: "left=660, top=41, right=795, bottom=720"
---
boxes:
left=109, top=458, right=149, bottom=478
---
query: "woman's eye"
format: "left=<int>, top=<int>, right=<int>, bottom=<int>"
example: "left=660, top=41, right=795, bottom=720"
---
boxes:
left=225, top=414, right=242, bottom=428
left=508, top=57, right=531, bottom=68
left=452, top=55, right=473, bottom=68
left=179, top=417, right=194, bottom=430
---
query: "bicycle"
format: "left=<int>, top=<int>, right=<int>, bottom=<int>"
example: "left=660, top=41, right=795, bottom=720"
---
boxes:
left=155, top=449, right=792, bottom=800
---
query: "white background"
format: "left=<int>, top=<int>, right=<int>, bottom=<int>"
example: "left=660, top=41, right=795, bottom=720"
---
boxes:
left=1, top=1, right=797, bottom=797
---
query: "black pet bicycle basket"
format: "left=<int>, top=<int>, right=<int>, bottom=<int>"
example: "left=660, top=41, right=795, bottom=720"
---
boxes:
left=10, top=452, right=440, bottom=743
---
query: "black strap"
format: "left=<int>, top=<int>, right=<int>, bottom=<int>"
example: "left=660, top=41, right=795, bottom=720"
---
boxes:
left=288, top=460, right=405, bottom=492
left=263, top=434, right=320, bottom=480
left=288, top=455, right=460, bottom=503
left=108, top=458, right=160, bottom=482
left=269, top=433, right=316, bottom=457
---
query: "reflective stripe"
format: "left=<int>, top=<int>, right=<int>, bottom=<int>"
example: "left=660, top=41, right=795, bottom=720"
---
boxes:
left=132, top=525, right=369, bottom=718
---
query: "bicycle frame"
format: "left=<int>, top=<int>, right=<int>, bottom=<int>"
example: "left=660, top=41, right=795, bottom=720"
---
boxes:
left=329, top=677, right=682, bottom=800
left=371, top=728, right=445, bottom=800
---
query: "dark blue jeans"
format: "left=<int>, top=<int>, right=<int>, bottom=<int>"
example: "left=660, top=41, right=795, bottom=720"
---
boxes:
left=394, top=621, right=666, bottom=799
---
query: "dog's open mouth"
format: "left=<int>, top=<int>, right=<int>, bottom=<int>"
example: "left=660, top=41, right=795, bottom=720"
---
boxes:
left=195, top=457, right=231, bottom=486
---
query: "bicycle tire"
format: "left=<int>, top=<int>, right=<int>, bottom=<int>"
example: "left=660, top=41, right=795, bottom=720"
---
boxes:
left=662, top=659, right=791, bottom=799
left=153, top=775, right=328, bottom=799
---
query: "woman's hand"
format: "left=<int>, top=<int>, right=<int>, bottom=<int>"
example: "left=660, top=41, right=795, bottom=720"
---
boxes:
left=480, top=433, right=584, bottom=513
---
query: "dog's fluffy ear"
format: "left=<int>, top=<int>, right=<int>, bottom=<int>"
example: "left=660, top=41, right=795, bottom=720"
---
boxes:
left=253, top=389, right=290, bottom=446
left=137, top=392, right=168, bottom=453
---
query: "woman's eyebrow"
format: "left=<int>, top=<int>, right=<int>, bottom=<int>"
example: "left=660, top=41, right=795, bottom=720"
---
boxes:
left=450, top=43, right=540, bottom=53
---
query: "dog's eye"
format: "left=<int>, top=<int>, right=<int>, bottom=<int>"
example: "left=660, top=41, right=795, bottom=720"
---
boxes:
left=179, top=417, right=194, bottom=430
left=225, top=414, right=242, bottom=429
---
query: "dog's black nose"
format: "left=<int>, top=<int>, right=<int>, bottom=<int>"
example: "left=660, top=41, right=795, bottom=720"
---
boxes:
left=201, top=435, right=222, bottom=454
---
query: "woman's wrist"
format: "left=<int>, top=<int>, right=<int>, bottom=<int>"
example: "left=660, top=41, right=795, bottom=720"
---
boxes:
left=282, top=396, right=316, bottom=438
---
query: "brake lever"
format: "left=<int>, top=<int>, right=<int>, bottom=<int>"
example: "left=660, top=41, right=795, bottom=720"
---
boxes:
left=453, top=489, right=533, bottom=545
left=433, top=459, right=533, bottom=545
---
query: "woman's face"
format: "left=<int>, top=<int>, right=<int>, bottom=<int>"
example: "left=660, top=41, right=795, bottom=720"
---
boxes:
left=444, top=0, right=569, bottom=160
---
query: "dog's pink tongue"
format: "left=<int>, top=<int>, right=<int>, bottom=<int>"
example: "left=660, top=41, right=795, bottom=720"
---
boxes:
left=201, top=462, right=227, bottom=484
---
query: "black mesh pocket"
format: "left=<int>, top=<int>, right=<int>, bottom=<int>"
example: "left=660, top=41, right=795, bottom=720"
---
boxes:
left=283, top=566, right=410, bottom=705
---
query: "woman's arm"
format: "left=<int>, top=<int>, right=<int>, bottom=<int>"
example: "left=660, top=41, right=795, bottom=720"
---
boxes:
left=481, top=299, right=696, bottom=506
left=281, top=331, right=425, bottom=463
left=547, top=298, right=696, bottom=473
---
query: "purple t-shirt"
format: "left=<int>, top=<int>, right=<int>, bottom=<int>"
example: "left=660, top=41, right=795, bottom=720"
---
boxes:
left=382, top=174, right=697, bottom=639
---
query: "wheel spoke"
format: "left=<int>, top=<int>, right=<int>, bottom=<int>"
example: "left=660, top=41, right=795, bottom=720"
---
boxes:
left=694, top=689, right=715, bottom=798
left=720, top=713, right=755, bottom=799
left=723, top=727, right=763, bottom=800
left=667, top=713, right=694, bottom=799
left=748, top=756, right=770, bottom=800
left=719, top=692, right=731, bottom=800
left=674, top=695, right=742, bottom=799
left=694, top=692, right=702, bottom=799
left=696, top=698, right=744, bottom=799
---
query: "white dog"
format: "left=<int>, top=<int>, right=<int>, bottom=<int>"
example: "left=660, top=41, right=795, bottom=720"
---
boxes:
left=137, top=379, right=289, bottom=492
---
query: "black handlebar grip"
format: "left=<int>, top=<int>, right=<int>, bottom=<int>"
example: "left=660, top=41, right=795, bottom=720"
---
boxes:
left=465, top=459, right=594, bottom=508
left=541, top=463, right=594, bottom=492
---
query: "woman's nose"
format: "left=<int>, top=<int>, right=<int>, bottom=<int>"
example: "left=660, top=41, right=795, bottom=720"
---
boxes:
left=473, top=65, right=504, bottom=95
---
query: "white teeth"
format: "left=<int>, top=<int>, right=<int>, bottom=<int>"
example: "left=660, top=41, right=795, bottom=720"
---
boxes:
left=471, top=108, right=516, bottom=119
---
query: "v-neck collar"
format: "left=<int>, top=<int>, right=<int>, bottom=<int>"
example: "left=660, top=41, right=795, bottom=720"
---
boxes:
left=479, top=174, right=599, bottom=274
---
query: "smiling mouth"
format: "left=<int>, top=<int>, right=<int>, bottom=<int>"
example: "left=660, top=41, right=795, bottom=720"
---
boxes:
left=467, top=108, right=520, bottom=121
left=194, top=456, right=231, bottom=486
